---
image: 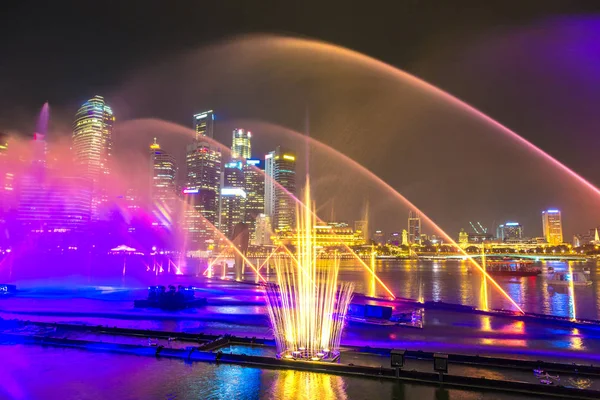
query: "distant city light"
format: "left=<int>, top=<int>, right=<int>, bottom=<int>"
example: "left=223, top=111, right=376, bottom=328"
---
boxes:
left=221, top=188, right=247, bottom=198
left=283, top=154, right=295, bottom=161
left=183, top=188, right=199, bottom=194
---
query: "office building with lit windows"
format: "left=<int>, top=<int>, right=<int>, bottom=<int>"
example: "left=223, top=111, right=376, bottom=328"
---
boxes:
left=193, top=110, right=214, bottom=140
left=149, top=139, right=177, bottom=227
left=408, top=210, right=421, bottom=244
left=182, top=188, right=218, bottom=251
left=496, top=222, right=523, bottom=241
left=184, top=114, right=221, bottom=249
left=265, top=146, right=296, bottom=232
left=231, top=128, right=251, bottom=160
left=542, top=209, right=563, bottom=245
left=219, top=187, right=247, bottom=239
left=72, top=95, right=114, bottom=220
left=243, top=159, right=264, bottom=235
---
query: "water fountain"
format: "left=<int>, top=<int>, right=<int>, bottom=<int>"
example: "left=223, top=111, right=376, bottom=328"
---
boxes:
left=265, top=178, right=354, bottom=361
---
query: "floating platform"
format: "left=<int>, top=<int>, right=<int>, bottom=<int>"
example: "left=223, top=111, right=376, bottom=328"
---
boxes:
left=0, top=284, right=17, bottom=296
left=133, top=297, right=207, bottom=310
left=2, top=320, right=600, bottom=399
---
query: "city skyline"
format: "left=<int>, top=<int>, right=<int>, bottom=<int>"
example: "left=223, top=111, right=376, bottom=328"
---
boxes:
left=0, top=98, right=596, bottom=250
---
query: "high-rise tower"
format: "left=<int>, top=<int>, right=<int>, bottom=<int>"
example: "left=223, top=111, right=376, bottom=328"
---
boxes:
left=231, top=128, right=251, bottom=160
left=408, top=210, right=421, bottom=244
left=72, top=95, right=114, bottom=219
left=264, top=146, right=296, bottom=232
left=193, top=110, right=214, bottom=140
left=149, top=138, right=177, bottom=228
left=542, top=209, right=563, bottom=245
left=184, top=112, right=221, bottom=250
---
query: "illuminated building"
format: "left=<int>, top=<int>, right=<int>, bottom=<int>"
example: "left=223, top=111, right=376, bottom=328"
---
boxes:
left=219, top=187, right=247, bottom=239
left=542, top=209, right=563, bottom=245
left=458, top=229, right=469, bottom=246
left=193, top=110, right=214, bottom=140
left=182, top=188, right=218, bottom=250
left=185, top=141, right=221, bottom=235
left=373, top=230, right=384, bottom=245
left=354, top=220, right=368, bottom=242
left=468, top=233, right=495, bottom=243
left=149, top=138, right=177, bottom=227
left=253, top=213, right=272, bottom=245
left=231, top=128, right=251, bottom=160
left=18, top=133, right=92, bottom=232
left=0, top=132, right=14, bottom=212
left=265, top=146, right=296, bottom=232
left=222, top=161, right=244, bottom=188
left=185, top=113, right=222, bottom=248
left=72, top=95, right=114, bottom=220
left=496, top=222, right=523, bottom=241
left=219, top=161, right=245, bottom=236
left=274, top=222, right=366, bottom=248
left=388, top=232, right=401, bottom=246
left=243, top=159, right=265, bottom=238
left=408, top=210, right=421, bottom=244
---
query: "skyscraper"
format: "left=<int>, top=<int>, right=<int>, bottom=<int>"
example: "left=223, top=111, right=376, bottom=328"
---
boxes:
left=0, top=132, right=14, bottom=213
left=193, top=110, right=214, bottom=140
left=219, top=161, right=245, bottom=236
left=231, top=128, right=251, bottom=160
left=219, top=187, right=247, bottom=239
left=184, top=114, right=221, bottom=250
left=542, top=209, right=563, bottom=245
left=265, top=146, right=296, bottom=232
left=149, top=139, right=177, bottom=227
left=18, top=133, right=92, bottom=232
left=72, top=95, right=114, bottom=220
left=408, top=210, right=421, bottom=244
left=496, top=222, right=523, bottom=241
left=244, top=159, right=265, bottom=234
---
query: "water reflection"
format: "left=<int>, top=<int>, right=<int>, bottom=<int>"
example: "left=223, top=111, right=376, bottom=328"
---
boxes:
left=332, top=259, right=599, bottom=320
left=268, top=370, right=347, bottom=400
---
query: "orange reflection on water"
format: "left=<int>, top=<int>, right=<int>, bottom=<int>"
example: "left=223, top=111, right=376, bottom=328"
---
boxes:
left=570, top=328, right=584, bottom=350
left=480, top=317, right=526, bottom=347
left=269, top=370, right=347, bottom=400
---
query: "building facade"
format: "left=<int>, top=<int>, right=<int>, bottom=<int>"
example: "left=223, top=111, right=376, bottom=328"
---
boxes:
left=184, top=114, right=221, bottom=250
left=408, top=210, right=421, bottom=244
left=264, top=146, right=296, bottom=232
left=193, top=110, right=214, bottom=140
left=231, top=128, right=251, bottom=160
left=149, top=139, right=177, bottom=228
left=496, top=222, right=523, bottom=242
left=72, top=95, right=114, bottom=220
left=542, top=209, right=563, bottom=245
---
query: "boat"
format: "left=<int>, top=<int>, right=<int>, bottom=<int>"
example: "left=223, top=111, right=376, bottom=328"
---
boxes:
left=547, top=271, right=592, bottom=287
left=485, top=259, right=541, bottom=277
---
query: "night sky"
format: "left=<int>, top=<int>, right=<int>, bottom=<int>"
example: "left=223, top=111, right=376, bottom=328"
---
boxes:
left=1, top=0, right=600, bottom=238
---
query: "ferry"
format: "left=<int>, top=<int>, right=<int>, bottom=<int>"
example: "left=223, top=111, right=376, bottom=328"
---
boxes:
left=485, top=259, right=541, bottom=277
left=547, top=271, right=592, bottom=287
